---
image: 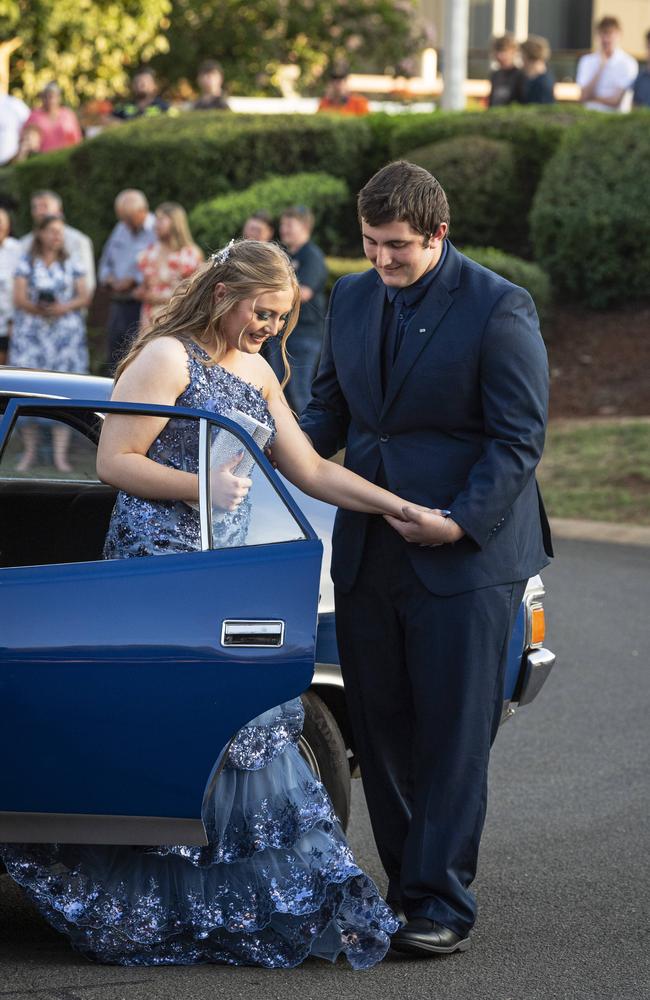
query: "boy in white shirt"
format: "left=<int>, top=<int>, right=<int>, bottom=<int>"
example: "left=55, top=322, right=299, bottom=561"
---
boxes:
left=577, top=15, right=638, bottom=112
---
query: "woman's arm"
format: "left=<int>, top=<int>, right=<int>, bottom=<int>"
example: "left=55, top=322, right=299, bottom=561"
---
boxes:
left=263, top=363, right=405, bottom=518
left=96, top=337, right=200, bottom=502
left=13, top=275, right=44, bottom=316
left=45, top=275, right=91, bottom=315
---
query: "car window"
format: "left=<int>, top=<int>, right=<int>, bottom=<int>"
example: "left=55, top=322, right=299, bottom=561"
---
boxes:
left=0, top=413, right=100, bottom=483
left=208, top=423, right=306, bottom=547
left=0, top=407, right=307, bottom=570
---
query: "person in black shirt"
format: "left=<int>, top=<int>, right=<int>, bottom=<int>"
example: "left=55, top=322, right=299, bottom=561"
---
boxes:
left=193, top=60, right=230, bottom=111
left=112, top=67, right=170, bottom=121
left=488, top=34, right=526, bottom=107
left=264, top=205, right=328, bottom=415
left=521, top=36, right=555, bottom=104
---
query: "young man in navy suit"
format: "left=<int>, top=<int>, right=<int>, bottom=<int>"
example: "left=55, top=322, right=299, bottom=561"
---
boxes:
left=301, top=161, right=552, bottom=955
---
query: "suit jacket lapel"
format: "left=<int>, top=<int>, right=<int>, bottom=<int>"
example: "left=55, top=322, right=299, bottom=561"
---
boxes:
left=381, top=244, right=461, bottom=416
left=364, top=277, right=385, bottom=420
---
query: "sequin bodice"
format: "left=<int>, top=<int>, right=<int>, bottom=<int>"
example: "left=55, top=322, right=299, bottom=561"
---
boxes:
left=103, top=342, right=276, bottom=558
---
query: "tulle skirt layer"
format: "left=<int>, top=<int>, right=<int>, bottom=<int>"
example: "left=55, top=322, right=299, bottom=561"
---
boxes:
left=0, top=705, right=398, bottom=969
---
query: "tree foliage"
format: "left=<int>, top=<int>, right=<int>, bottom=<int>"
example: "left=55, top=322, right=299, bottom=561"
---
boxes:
left=1, top=0, right=171, bottom=105
left=151, top=0, right=424, bottom=95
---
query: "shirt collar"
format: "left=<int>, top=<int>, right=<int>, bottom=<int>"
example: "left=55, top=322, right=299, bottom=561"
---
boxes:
left=385, top=240, right=448, bottom=305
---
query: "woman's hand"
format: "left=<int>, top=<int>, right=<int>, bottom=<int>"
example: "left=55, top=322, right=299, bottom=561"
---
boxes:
left=42, top=302, right=68, bottom=317
left=211, top=452, right=253, bottom=511
left=384, top=507, right=465, bottom=547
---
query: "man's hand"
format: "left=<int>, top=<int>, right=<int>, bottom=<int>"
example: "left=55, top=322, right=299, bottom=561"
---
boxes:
left=211, top=453, right=253, bottom=511
left=384, top=506, right=465, bottom=546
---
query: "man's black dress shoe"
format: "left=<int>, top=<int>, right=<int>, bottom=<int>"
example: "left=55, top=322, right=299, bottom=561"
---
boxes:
left=391, top=917, right=471, bottom=955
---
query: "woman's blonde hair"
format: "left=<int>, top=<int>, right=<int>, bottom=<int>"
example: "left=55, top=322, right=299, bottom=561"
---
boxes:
left=155, top=201, right=198, bottom=252
left=116, top=239, right=300, bottom=384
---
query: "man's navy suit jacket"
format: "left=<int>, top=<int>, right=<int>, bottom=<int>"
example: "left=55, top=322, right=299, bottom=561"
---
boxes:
left=300, top=242, right=553, bottom=597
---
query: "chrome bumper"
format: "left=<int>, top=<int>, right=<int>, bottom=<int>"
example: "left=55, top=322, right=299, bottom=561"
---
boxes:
left=517, top=647, right=556, bottom=706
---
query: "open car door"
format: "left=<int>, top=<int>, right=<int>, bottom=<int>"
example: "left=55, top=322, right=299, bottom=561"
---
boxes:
left=0, top=398, right=322, bottom=845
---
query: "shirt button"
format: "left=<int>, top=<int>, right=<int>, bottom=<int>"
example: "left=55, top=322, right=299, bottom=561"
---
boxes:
left=379, top=433, right=390, bottom=443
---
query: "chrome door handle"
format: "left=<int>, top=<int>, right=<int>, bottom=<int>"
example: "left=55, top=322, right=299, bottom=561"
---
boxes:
left=221, top=620, right=285, bottom=648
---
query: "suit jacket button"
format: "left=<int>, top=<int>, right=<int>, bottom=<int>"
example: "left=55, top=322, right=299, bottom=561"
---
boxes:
left=379, top=433, right=390, bottom=443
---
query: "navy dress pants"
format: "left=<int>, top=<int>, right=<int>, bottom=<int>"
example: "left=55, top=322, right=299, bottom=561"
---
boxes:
left=334, top=517, right=526, bottom=936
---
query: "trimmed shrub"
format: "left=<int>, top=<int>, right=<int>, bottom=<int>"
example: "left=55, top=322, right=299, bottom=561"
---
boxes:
left=3, top=112, right=377, bottom=253
left=404, top=136, right=519, bottom=250
left=325, top=256, right=372, bottom=291
left=325, top=248, right=551, bottom=318
left=190, top=173, right=350, bottom=254
left=462, top=246, right=552, bottom=318
left=389, top=105, right=587, bottom=254
left=531, top=112, right=650, bottom=308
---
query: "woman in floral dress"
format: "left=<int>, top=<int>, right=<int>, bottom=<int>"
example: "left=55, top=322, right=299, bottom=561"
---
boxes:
left=136, top=202, right=203, bottom=330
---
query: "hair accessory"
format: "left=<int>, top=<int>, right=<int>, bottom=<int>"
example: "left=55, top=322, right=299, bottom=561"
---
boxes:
left=210, top=239, right=235, bottom=267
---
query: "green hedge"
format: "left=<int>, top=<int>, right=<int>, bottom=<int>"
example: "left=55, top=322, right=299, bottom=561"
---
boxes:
left=404, top=136, right=519, bottom=251
left=389, top=105, right=587, bottom=254
left=190, top=173, right=350, bottom=254
left=0, top=112, right=378, bottom=253
left=325, top=247, right=551, bottom=317
left=530, top=112, right=650, bottom=308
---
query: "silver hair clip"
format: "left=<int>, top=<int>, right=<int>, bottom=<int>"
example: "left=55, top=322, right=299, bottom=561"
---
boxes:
left=210, top=239, right=235, bottom=267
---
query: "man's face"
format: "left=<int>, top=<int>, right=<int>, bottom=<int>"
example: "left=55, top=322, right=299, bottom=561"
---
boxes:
left=199, top=70, right=223, bottom=96
left=361, top=219, right=446, bottom=288
left=599, top=28, right=619, bottom=57
left=32, top=195, right=61, bottom=223
left=280, top=215, right=310, bottom=253
left=495, top=47, right=516, bottom=69
left=133, top=73, right=156, bottom=100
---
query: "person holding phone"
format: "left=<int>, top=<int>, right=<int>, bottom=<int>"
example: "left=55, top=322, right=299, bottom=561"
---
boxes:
left=9, top=214, right=90, bottom=471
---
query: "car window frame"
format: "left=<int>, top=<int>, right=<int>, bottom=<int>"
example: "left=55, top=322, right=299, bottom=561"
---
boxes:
left=0, top=396, right=317, bottom=557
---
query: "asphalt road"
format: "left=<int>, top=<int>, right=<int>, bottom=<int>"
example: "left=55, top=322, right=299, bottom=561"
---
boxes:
left=1, top=538, right=648, bottom=1000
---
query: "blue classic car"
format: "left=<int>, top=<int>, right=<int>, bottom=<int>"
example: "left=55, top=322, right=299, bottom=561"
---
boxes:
left=0, top=367, right=555, bottom=840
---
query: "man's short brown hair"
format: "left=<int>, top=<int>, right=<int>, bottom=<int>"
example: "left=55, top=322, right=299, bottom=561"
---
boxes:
left=357, top=160, right=450, bottom=237
left=520, top=35, right=551, bottom=63
left=596, top=16, right=621, bottom=32
left=280, top=205, right=314, bottom=230
left=492, top=33, right=519, bottom=54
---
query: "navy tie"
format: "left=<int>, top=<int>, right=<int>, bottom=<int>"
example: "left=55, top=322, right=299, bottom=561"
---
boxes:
left=382, top=292, right=407, bottom=392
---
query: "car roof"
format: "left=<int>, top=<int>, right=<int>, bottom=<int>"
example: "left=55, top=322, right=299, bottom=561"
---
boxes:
left=0, top=367, right=113, bottom=402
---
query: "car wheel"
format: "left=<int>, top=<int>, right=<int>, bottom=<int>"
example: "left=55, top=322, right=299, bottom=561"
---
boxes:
left=300, top=691, right=351, bottom=830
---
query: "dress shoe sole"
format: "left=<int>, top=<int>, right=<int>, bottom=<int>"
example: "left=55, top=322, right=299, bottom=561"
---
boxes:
left=391, top=933, right=471, bottom=956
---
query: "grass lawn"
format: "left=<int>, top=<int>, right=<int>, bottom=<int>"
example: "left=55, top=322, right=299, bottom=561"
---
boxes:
left=538, top=420, right=650, bottom=525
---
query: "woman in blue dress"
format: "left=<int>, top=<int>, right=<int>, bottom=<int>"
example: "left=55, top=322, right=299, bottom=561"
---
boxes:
left=9, top=213, right=90, bottom=472
left=1, top=240, right=414, bottom=969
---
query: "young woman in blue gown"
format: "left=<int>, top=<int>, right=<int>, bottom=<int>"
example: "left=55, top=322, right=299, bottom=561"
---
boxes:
left=0, top=240, right=413, bottom=969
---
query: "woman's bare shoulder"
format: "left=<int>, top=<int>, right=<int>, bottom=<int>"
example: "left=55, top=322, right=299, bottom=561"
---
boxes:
left=112, top=336, right=190, bottom=403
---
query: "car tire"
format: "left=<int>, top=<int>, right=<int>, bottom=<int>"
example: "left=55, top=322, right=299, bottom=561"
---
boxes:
left=300, top=691, right=351, bottom=831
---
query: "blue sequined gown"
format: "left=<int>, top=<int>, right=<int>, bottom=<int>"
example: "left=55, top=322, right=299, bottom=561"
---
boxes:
left=0, top=342, right=398, bottom=968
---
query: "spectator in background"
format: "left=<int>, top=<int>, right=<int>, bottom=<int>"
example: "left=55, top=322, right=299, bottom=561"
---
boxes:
left=136, top=202, right=203, bottom=330
left=20, top=190, right=95, bottom=296
left=0, top=92, right=30, bottom=165
left=488, top=34, right=526, bottom=106
left=24, top=82, right=83, bottom=153
left=318, top=67, right=370, bottom=116
left=264, top=205, right=328, bottom=415
left=520, top=36, right=555, bottom=104
left=98, top=189, right=155, bottom=371
left=632, top=29, right=650, bottom=107
left=242, top=211, right=274, bottom=242
left=14, top=123, right=42, bottom=161
left=577, top=16, right=638, bottom=112
left=112, top=67, right=170, bottom=121
left=193, top=60, right=230, bottom=111
left=0, top=206, right=20, bottom=365
left=10, top=215, right=90, bottom=470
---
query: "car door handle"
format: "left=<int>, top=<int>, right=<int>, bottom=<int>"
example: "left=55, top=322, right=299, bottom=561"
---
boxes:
left=221, top=620, right=285, bottom=648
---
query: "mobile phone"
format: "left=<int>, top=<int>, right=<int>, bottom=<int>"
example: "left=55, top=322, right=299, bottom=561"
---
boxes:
left=37, top=290, right=56, bottom=304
